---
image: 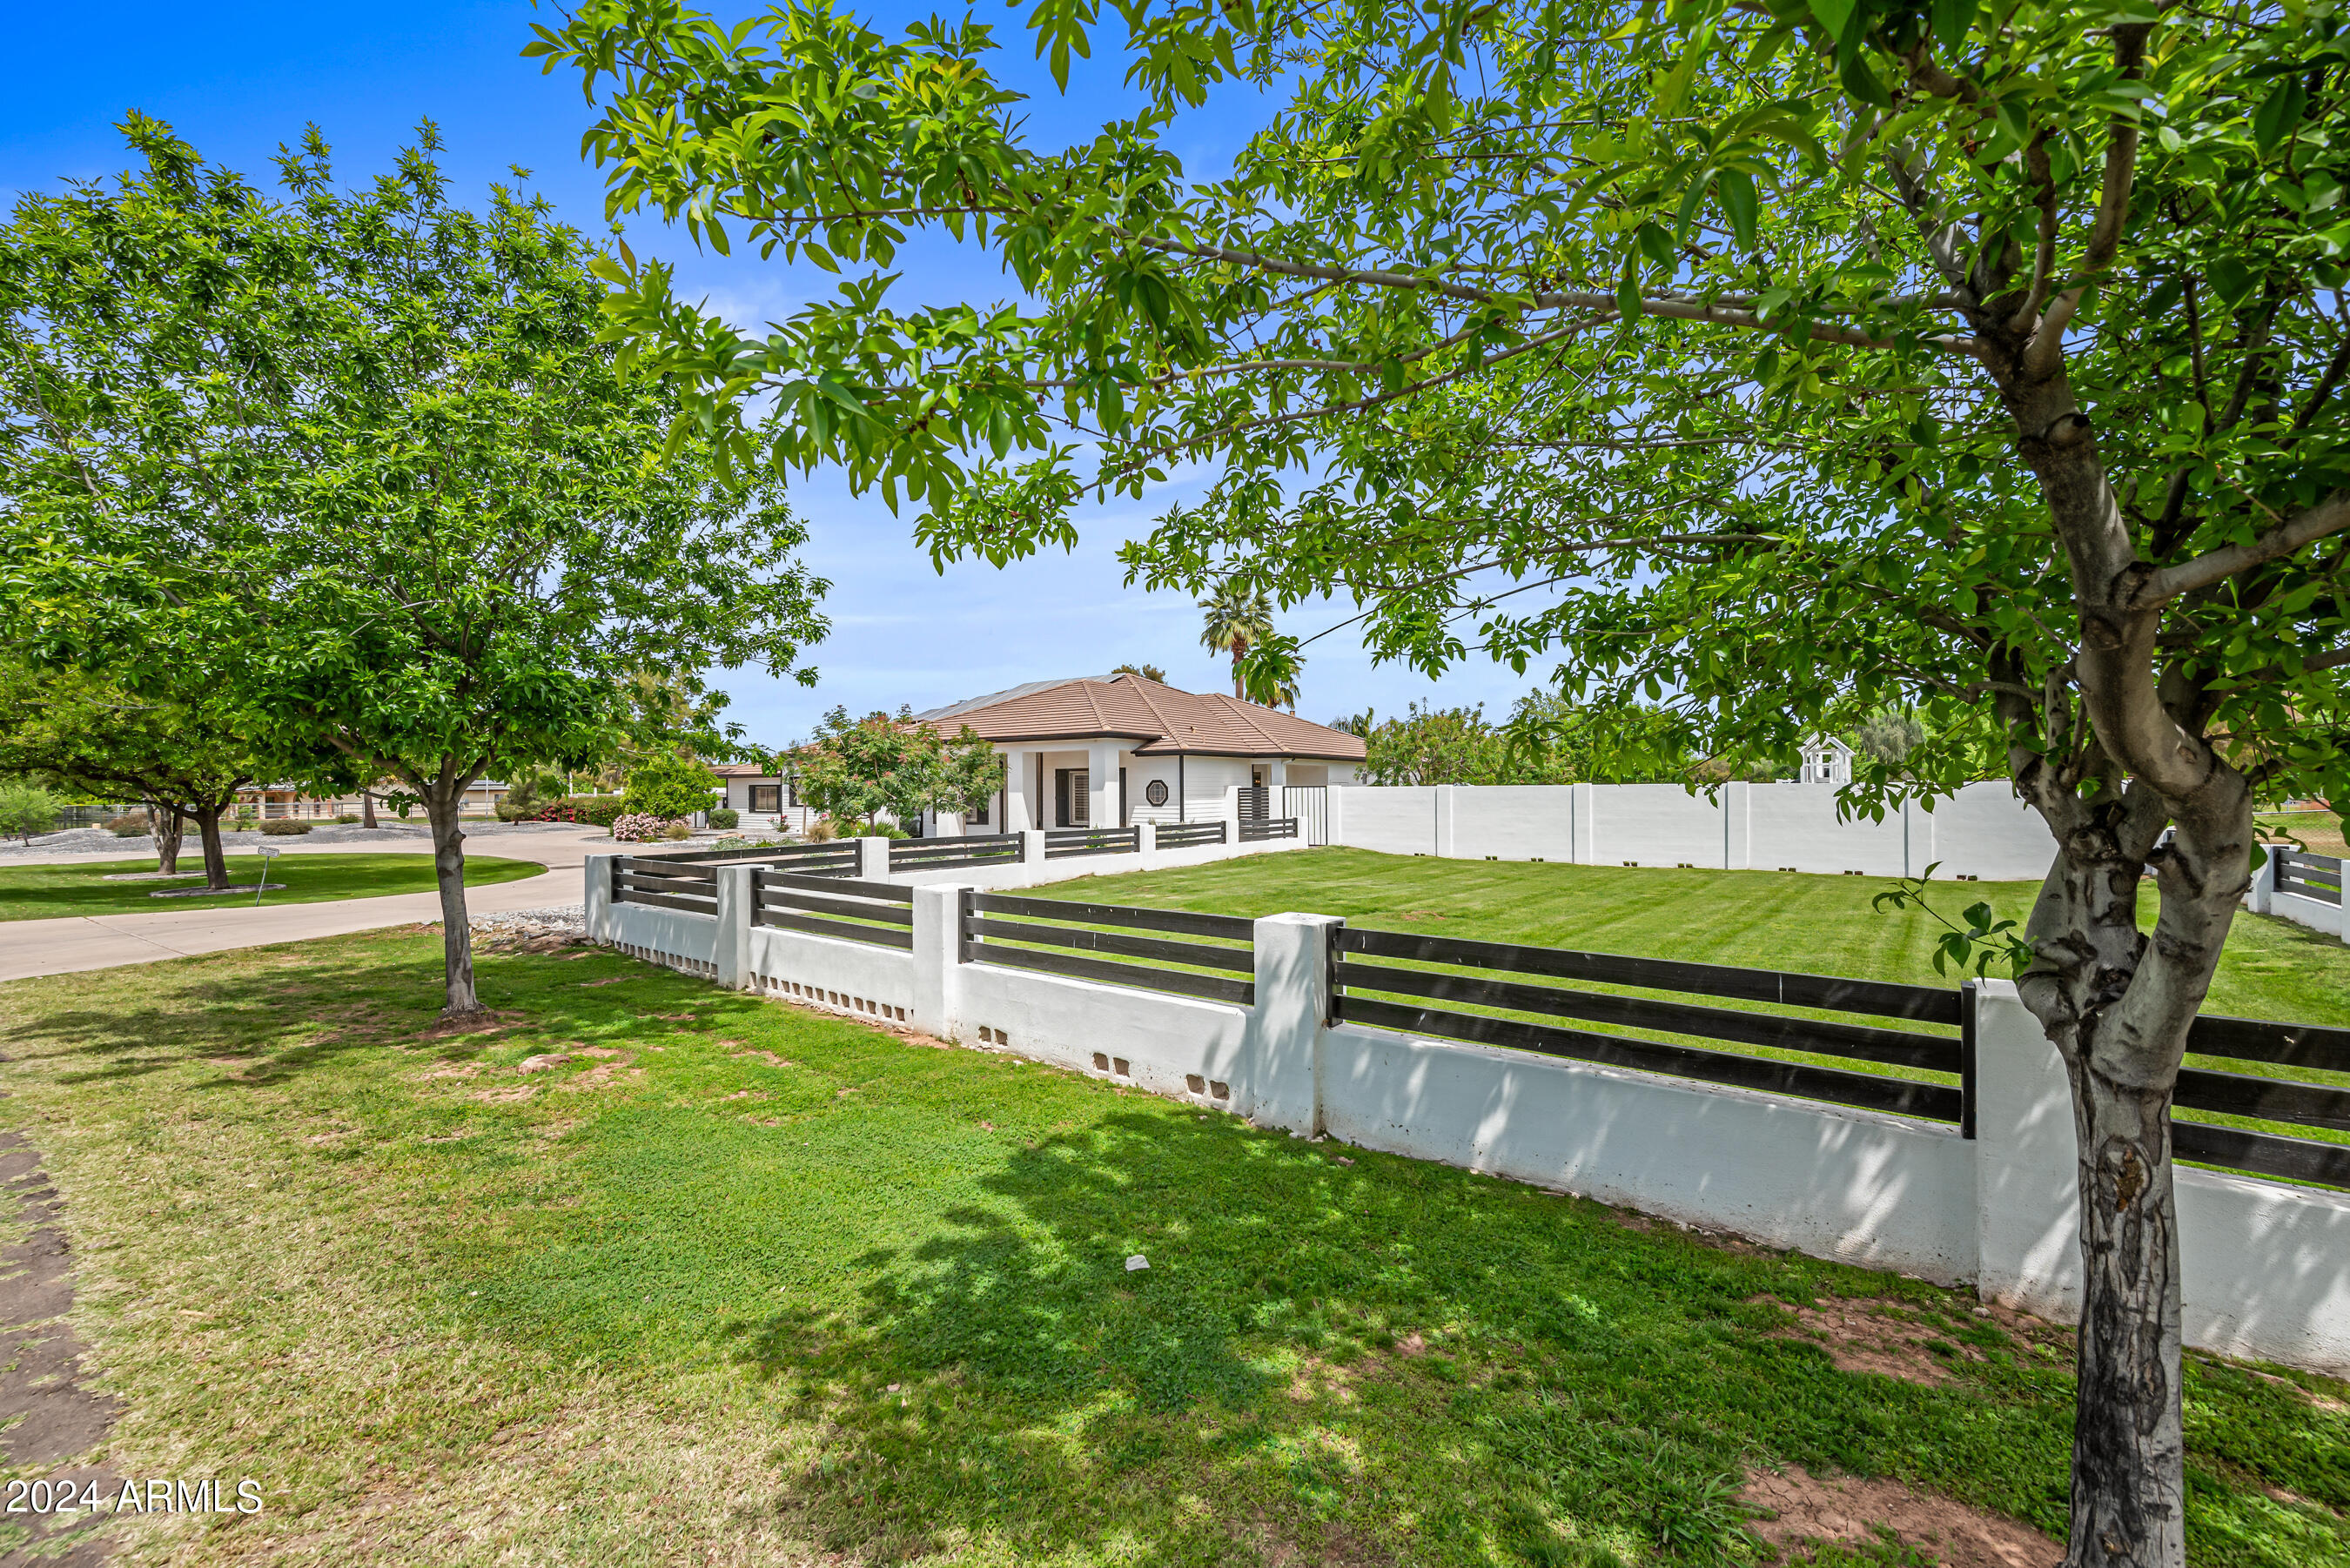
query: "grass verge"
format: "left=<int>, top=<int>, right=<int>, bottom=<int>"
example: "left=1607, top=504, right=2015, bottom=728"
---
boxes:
left=0, top=854, right=544, bottom=921
left=0, top=929, right=2341, bottom=1565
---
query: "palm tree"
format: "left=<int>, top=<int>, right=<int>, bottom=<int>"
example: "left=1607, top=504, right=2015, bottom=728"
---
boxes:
left=1198, top=583, right=1274, bottom=699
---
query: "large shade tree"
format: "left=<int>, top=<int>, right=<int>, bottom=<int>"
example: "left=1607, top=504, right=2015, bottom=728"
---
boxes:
left=0, top=118, right=829, bottom=1015
left=542, top=2, right=2348, bottom=1560
left=0, top=662, right=290, bottom=888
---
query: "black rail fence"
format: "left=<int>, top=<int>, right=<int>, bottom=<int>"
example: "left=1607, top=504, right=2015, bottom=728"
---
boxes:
left=609, top=855, right=722, bottom=915
left=1045, top=826, right=1141, bottom=860
left=2275, top=847, right=2342, bottom=907
left=2175, top=1013, right=2350, bottom=1187
left=890, top=833, right=1023, bottom=874
left=1239, top=816, right=1299, bottom=843
left=612, top=841, right=860, bottom=910
left=1330, top=928, right=1970, bottom=1124
left=752, top=871, right=913, bottom=949
left=1154, top=820, right=1228, bottom=849
left=957, top=890, right=1256, bottom=1004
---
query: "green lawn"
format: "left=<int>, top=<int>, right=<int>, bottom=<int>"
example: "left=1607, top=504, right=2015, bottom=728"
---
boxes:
left=0, top=931, right=2340, bottom=1565
left=0, top=852, right=545, bottom=921
left=1021, top=849, right=2350, bottom=1167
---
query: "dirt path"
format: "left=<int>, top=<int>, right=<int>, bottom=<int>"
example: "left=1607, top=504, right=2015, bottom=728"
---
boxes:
left=0, top=1129, right=119, bottom=1567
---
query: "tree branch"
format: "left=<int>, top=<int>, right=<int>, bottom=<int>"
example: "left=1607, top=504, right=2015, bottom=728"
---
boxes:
left=2143, top=489, right=2350, bottom=603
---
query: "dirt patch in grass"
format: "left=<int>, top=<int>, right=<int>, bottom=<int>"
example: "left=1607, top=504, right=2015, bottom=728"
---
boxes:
left=471, top=1084, right=536, bottom=1104
left=418, top=1008, right=527, bottom=1041
left=1754, top=1296, right=1984, bottom=1385
left=1741, top=1464, right=2058, bottom=1566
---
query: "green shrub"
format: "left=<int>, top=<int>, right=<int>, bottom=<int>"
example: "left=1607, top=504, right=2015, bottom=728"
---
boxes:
left=334, top=813, right=361, bottom=824
left=707, top=807, right=739, bottom=829
left=259, top=819, right=312, bottom=836
left=621, top=754, right=721, bottom=822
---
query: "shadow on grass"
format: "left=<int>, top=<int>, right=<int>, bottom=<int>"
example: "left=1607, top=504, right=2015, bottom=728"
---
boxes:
left=708, top=1103, right=2072, bottom=1567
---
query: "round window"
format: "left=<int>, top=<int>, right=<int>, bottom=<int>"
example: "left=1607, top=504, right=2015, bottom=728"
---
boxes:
left=1145, top=779, right=1170, bottom=807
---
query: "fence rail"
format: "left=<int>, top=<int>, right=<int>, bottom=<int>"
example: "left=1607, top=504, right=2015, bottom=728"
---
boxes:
left=753, top=870, right=913, bottom=949
left=611, top=856, right=721, bottom=915
left=629, top=840, right=857, bottom=871
left=958, top=890, right=1254, bottom=1004
left=1331, top=926, right=1964, bottom=1124
left=2175, top=1009, right=2350, bottom=1186
left=1239, top=816, right=1299, bottom=843
left=1044, top=826, right=1141, bottom=860
left=890, top=833, right=1023, bottom=873
left=2275, top=848, right=2343, bottom=907
left=1154, top=820, right=1228, bottom=849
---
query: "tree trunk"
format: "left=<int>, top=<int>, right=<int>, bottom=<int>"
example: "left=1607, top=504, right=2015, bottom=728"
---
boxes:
left=2065, top=1055, right=2187, bottom=1568
left=149, top=802, right=185, bottom=874
left=423, top=776, right=483, bottom=1017
left=362, top=789, right=378, bottom=829
left=190, top=805, right=232, bottom=891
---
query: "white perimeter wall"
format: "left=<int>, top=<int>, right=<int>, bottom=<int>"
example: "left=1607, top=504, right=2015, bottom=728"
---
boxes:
left=1331, top=779, right=2059, bottom=880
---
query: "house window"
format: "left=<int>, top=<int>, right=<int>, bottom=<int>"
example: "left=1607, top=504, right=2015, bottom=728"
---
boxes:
left=1145, top=779, right=1169, bottom=807
left=749, top=784, right=781, bottom=814
left=970, top=794, right=989, bottom=826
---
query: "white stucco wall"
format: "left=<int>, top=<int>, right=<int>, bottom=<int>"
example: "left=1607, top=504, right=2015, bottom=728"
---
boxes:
left=1318, top=1025, right=1980, bottom=1283
left=1327, top=779, right=2059, bottom=881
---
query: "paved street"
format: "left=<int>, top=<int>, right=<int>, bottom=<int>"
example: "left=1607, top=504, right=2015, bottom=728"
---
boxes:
left=0, top=826, right=607, bottom=983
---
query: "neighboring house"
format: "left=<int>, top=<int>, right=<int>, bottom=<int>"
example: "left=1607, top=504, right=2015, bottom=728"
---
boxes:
left=232, top=780, right=511, bottom=819
left=1798, top=735, right=1856, bottom=786
left=912, top=672, right=1366, bottom=834
left=713, top=762, right=820, bottom=833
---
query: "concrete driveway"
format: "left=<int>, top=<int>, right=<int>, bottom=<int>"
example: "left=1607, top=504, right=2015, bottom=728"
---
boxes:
left=0, top=827, right=606, bottom=984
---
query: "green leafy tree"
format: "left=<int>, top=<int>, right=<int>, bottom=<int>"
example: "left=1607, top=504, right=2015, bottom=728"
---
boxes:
left=0, top=119, right=827, bottom=1016
left=547, top=1, right=2350, bottom=1553
left=0, top=662, right=286, bottom=886
left=621, top=752, right=722, bottom=821
left=792, top=707, right=998, bottom=828
left=0, top=784, right=62, bottom=847
left=1335, top=703, right=1512, bottom=785
left=1110, top=662, right=1168, bottom=683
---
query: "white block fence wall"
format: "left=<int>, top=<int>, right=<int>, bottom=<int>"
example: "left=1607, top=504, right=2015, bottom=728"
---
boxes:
left=1328, top=778, right=2060, bottom=880
left=587, top=854, right=2350, bottom=1377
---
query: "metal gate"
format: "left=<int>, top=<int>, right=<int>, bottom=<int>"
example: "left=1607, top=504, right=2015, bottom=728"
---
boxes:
left=1283, top=785, right=1328, bottom=846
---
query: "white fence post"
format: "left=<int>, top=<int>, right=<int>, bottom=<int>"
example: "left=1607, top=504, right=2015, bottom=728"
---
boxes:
left=1020, top=828, right=1049, bottom=870
left=910, top=883, right=966, bottom=1036
left=584, top=853, right=615, bottom=944
left=1246, top=912, right=1343, bottom=1136
left=857, top=835, right=891, bottom=881
left=2246, top=847, right=2277, bottom=916
left=1136, top=821, right=1158, bottom=866
left=1971, top=977, right=2080, bottom=1319
left=1433, top=785, right=1457, bottom=858
left=1722, top=781, right=1751, bottom=869
left=1569, top=781, right=1595, bottom=863
left=714, top=865, right=753, bottom=990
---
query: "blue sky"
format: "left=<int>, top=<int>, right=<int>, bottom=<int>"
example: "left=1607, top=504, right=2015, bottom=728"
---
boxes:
left=4, top=2, right=1554, bottom=744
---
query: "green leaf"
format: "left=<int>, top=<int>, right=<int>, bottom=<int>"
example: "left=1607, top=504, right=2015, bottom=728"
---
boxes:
left=1807, top=0, right=1854, bottom=40
left=1616, top=251, right=1642, bottom=322
left=1930, top=0, right=1977, bottom=57
left=2253, top=76, right=2307, bottom=155
left=1716, top=168, right=1758, bottom=250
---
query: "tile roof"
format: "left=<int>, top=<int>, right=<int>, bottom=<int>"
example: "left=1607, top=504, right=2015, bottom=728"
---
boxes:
left=914, top=673, right=1366, bottom=761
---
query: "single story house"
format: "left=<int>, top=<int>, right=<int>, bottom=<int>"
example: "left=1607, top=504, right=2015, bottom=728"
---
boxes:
left=912, top=673, right=1366, bottom=834
left=713, top=762, right=820, bottom=833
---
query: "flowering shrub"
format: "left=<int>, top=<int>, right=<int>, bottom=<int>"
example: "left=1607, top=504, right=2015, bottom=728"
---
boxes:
left=609, top=813, right=672, bottom=843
